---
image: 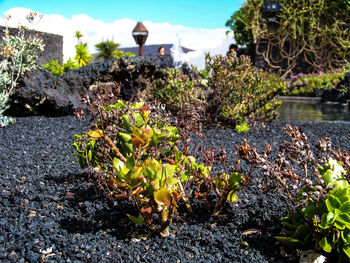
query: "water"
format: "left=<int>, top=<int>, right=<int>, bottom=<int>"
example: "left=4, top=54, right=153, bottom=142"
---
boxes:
left=278, top=101, right=350, bottom=121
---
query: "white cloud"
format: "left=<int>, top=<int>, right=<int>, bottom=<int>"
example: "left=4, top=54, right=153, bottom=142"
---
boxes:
left=0, top=7, right=235, bottom=68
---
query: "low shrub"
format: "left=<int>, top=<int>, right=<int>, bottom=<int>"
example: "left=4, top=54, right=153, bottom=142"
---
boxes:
left=206, top=53, right=284, bottom=125
left=235, top=124, right=350, bottom=262
left=43, top=58, right=78, bottom=77
left=0, top=25, right=44, bottom=127
left=153, top=67, right=207, bottom=113
left=152, top=54, right=284, bottom=127
left=73, top=92, right=249, bottom=237
left=285, top=70, right=345, bottom=97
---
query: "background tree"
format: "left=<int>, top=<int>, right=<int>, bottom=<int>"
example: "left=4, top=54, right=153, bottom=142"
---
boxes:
left=226, top=0, right=350, bottom=77
left=74, top=30, right=83, bottom=44
left=95, top=39, right=120, bottom=59
left=74, top=43, right=92, bottom=67
left=225, top=4, right=253, bottom=48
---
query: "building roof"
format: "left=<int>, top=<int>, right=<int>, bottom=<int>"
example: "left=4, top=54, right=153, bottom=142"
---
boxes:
left=119, top=44, right=194, bottom=56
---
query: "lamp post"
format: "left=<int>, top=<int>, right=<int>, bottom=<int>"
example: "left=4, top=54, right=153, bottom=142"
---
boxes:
left=132, top=22, right=148, bottom=56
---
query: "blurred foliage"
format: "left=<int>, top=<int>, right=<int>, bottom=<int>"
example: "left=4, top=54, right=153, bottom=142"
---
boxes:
left=95, top=39, right=120, bottom=59
left=42, top=58, right=78, bottom=77
left=206, top=53, right=284, bottom=125
left=285, top=68, right=346, bottom=96
left=74, top=42, right=92, bottom=67
left=226, top=0, right=350, bottom=77
left=152, top=54, right=284, bottom=127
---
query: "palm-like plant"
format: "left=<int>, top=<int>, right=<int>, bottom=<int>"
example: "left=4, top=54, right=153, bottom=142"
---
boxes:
left=74, top=43, right=92, bottom=67
left=95, top=40, right=120, bottom=59
left=74, top=30, right=83, bottom=44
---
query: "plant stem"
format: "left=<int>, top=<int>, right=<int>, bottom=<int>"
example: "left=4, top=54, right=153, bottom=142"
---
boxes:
left=212, top=188, right=230, bottom=216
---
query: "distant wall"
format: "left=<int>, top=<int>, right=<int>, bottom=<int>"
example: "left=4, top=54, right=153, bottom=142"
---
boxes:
left=0, top=26, right=63, bottom=65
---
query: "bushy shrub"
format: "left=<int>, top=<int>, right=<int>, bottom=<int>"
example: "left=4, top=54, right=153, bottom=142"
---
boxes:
left=153, top=67, right=207, bottom=113
left=236, top=124, right=350, bottom=261
left=43, top=58, right=78, bottom=77
left=277, top=158, right=350, bottom=261
left=73, top=91, right=249, bottom=237
left=0, top=26, right=44, bottom=127
left=152, top=54, right=284, bottom=128
left=285, top=70, right=345, bottom=97
left=206, top=53, right=284, bottom=125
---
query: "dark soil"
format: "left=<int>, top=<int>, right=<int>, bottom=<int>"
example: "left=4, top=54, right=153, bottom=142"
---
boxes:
left=1, top=116, right=350, bottom=262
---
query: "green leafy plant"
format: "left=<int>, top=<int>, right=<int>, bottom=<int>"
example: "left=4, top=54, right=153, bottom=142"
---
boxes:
left=73, top=87, right=252, bottom=236
left=0, top=25, right=45, bottom=127
left=42, top=58, right=79, bottom=77
left=73, top=96, right=201, bottom=237
left=286, top=70, right=345, bottom=96
left=95, top=39, right=120, bottom=60
left=152, top=54, right=284, bottom=127
left=235, top=122, right=250, bottom=133
left=74, top=42, right=92, bottom=67
left=226, top=0, right=350, bottom=77
left=277, top=158, right=350, bottom=260
left=153, top=67, right=207, bottom=113
left=235, top=124, right=350, bottom=261
left=206, top=53, right=284, bottom=125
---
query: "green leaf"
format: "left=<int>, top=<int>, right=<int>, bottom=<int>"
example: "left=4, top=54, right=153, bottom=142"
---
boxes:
left=319, top=237, right=332, bottom=253
left=154, top=188, right=172, bottom=207
left=320, top=212, right=335, bottom=229
left=133, top=112, right=144, bottom=127
left=127, top=214, right=144, bottom=225
left=293, top=224, right=310, bottom=241
left=113, top=157, right=125, bottom=171
left=335, top=187, right=350, bottom=203
left=121, top=115, right=130, bottom=130
left=336, top=213, right=350, bottom=226
left=322, top=169, right=341, bottom=184
left=334, top=220, right=346, bottom=230
left=180, top=171, right=191, bottom=183
left=119, top=132, right=131, bottom=142
left=131, top=102, right=144, bottom=109
left=275, top=236, right=303, bottom=249
left=165, top=164, right=175, bottom=178
left=122, top=142, right=133, bottom=154
left=343, top=245, right=350, bottom=259
left=341, top=229, right=350, bottom=243
left=227, top=190, right=238, bottom=202
left=144, top=166, right=155, bottom=180
left=126, top=156, right=135, bottom=170
left=228, top=172, right=242, bottom=189
left=340, top=201, right=350, bottom=214
left=302, top=202, right=317, bottom=218
left=326, top=195, right=341, bottom=212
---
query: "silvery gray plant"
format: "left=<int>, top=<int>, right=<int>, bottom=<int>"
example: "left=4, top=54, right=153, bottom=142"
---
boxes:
left=0, top=25, right=44, bottom=127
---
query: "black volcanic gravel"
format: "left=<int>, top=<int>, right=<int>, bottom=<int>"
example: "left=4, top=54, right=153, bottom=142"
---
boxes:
left=1, top=116, right=350, bottom=262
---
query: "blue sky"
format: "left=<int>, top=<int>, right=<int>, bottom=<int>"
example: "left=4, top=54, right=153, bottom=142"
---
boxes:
left=0, top=0, right=245, bottom=29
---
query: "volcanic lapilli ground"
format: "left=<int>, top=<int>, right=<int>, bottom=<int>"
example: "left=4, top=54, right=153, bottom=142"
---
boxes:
left=1, top=116, right=350, bottom=262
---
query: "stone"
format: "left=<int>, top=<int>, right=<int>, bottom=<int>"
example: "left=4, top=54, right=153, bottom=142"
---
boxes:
left=6, top=54, right=174, bottom=117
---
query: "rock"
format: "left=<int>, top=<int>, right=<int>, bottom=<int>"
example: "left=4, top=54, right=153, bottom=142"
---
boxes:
left=299, top=250, right=326, bottom=263
left=6, top=54, right=174, bottom=117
